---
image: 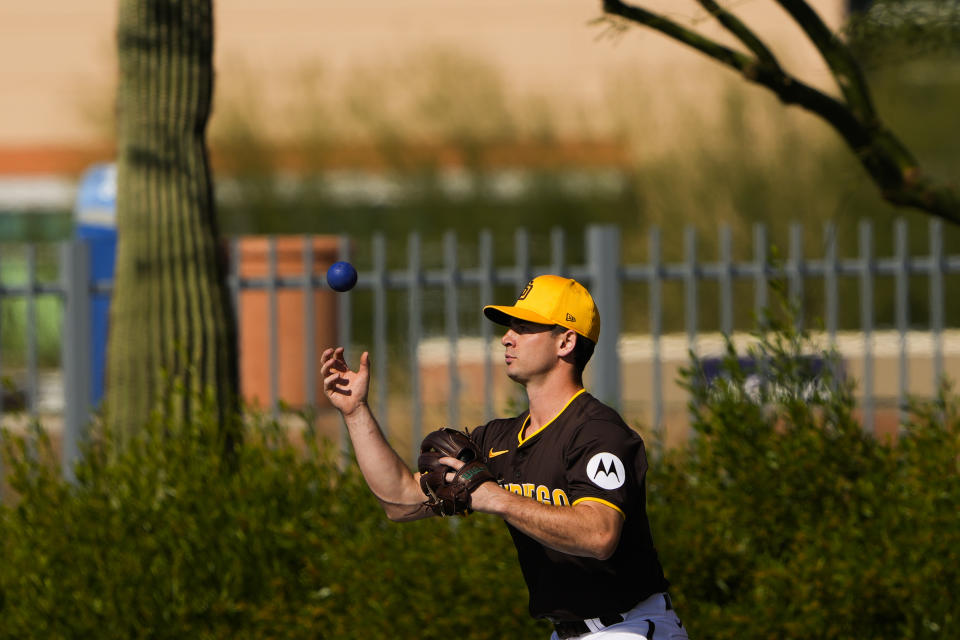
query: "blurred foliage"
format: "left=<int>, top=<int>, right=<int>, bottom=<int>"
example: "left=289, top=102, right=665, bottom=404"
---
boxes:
left=845, top=0, right=960, bottom=67
left=1, top=308, right=958, bottom=637
left=0, top=404, right=546, bottom=639
left=648, top=293, right=960, bottom=639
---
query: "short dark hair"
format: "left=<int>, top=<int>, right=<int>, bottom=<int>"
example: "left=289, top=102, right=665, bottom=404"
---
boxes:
left=552, top=325, right=596, bottom=383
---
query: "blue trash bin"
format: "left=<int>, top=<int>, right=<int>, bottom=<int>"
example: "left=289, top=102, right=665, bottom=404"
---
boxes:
left=74, top=163, right=117, bottom=408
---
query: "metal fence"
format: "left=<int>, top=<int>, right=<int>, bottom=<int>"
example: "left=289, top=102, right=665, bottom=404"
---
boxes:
left=1, top=220, right=959, bottom=487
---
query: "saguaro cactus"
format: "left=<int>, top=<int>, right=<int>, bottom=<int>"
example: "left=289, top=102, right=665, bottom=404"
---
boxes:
left=107, top=0, right=239, bottom=438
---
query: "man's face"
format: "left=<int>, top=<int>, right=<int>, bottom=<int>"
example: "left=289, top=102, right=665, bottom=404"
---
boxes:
left=501, top=318, right=559, bottom=384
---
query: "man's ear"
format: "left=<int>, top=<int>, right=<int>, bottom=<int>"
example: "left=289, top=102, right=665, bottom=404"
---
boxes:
left=556, top=329, right=578, bottom=357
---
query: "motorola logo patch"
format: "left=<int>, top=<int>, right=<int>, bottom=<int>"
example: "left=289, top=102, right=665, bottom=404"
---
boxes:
left=586, top=452, right=625, bottom=490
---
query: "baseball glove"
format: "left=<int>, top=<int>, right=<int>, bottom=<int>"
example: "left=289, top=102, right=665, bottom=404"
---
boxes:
left=418, top=428, right=495, bottom=517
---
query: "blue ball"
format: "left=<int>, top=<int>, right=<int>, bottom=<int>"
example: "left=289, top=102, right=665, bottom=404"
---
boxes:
left=326, top=261, right=358, bottom=292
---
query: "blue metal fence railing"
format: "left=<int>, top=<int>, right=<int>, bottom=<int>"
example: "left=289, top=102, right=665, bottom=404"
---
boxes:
left=1, top=220, right=959, bottom=494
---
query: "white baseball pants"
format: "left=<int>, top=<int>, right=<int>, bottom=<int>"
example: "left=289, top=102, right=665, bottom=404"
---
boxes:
left=548, top=592, right=689, bottom=640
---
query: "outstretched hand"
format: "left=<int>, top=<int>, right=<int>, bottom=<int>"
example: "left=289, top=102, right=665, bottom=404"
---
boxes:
left=320, top=347, right=370, bottom=416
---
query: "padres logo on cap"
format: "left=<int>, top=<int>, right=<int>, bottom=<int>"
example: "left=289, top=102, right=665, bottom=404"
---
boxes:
left=518, top=280, right=534, bottom=300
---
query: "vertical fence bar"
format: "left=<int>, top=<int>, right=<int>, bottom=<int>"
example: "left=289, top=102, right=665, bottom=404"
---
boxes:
left=444, top=231, right=460, bottom=428
left=824, top=222, right=838, bottom=346
left=338, top=234, right=353, bottom=461
left=754, top=224, right=768, bottom=325
left=408, top=232, right=422, bottom=463
left=479, top=230, right=495, bottom=422
left=719, top=225, right=733, bottom=336
left=267, top=237, right=279, bottom=417
left=684, top=227, right=698, bottom=356
left=550, top=227, right=566, bottom=275
left=60, top=241, right=91, bottom=483
left=859, top=220, right=875, bottom=435
left=684, top=227, right=699, bottom=438
left=302, top=236, right=316, bottom=409
left=515, top=228, right=530, bottom=290
left=0, top=248, right=4, bottom=492
left=789, top=222, right=804, bottom=329
left=930, top=219, right=944, bottom=386
left=587, top=225, right=621, bottom=409
left=0, top=247, right=3, bottom=417
left=894, top=219, right=909, bottom=425
left=649, top=228, right=663, bottom=442
left=229, top=237, right=240, bottom=334
left=372, top=233, right=389, bottom=435
left=26, top=245, right=39, bottom=416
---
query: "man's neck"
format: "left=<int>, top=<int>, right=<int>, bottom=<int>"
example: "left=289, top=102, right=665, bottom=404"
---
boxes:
left=524, top=376, right=583, bottom=436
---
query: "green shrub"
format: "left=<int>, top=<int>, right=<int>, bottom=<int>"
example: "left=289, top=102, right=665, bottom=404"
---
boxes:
left=3, top=305, right=959, bottom=638
left=649, top=308, right=960, bottom=639
left=0, top=408, right=545, bottom=639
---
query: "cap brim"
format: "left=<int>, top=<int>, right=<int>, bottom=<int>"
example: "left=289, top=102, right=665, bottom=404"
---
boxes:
left=483, top=304, right=556, bottom=329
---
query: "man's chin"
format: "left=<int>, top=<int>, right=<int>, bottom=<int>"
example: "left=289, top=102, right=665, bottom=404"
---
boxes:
left=505, top=368, right=525, bottom=384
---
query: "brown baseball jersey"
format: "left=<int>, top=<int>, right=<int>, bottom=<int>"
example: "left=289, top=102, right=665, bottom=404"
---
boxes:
left=469, top=389, right=669, bottom=622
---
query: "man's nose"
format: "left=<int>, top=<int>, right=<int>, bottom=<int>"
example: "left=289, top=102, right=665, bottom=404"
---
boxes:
left=502, top=330, right=516, bottom=346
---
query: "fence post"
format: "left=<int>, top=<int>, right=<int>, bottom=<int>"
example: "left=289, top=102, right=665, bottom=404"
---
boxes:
left=859, top=220, right=875, bottom=435
left=754, top=224, right=768, bottom=325
left=479, top=230, right=495, bottom=423
left=60, top=241, right=91, bottom=483
left=408, top=232, right=422, bottom=463
left=586, top=225, right=621, bottom=410
left=444, top=231, right=461, bottom=428
left=338, top=234, right=353, bottom=463
left=894, top=219, right=909, bottom=426
left=267, top=237, right=279, bottom=417
left=649, top=227, right=663, bottom=442
left=0, top=237, right=2, bottom=495
left=930, top=219, right=944, bottom=386
left=372, top=233, right=389, bottom=436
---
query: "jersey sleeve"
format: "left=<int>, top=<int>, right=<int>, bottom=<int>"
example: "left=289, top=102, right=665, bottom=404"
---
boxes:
left=563, top=420, right=646, bottom=518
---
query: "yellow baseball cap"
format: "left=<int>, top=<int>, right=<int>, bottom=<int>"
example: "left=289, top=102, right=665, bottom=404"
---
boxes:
left=483, top=275, right=600, bottom=344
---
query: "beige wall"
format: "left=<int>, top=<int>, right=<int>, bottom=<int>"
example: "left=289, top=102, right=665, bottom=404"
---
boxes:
left=1, top=0, right=846, bottom=154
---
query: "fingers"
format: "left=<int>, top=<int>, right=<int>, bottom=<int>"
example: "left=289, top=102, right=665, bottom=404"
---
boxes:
left=323, top=370, right=351, bottom=396
left=437, top=456, right=463, bottom=483
left=320, top=346, right=347, bottom=376
left=321, top=346, right=352, bottom=396
left=438, top=456, right=464, bottom=470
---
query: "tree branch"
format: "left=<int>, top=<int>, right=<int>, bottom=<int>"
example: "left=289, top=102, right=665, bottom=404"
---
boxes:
left=773, top=0, right=878, bottom=124
left=600, top=0, right=960, bottom=224
left=694, top=0, right=782, bottom=72
left=602, top=0, right=756, bottom=74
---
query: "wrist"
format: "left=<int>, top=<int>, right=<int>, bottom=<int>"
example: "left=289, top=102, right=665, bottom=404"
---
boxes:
left=342, top=400, right=369, bottom=419
left=470, top=481, right=505, bottom=515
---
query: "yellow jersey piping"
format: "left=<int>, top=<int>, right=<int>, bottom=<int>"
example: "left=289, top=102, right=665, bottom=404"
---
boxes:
left=572, top=496, right=626, bottom=519
left=517, top=388, right=587, bottom=446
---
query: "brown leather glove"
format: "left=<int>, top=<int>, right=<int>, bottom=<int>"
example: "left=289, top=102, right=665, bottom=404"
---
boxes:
left=418, top=428, right=495, bottom=517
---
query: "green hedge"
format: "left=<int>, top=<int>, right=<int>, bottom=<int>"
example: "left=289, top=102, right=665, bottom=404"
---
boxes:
left=649, top=311, right=960, bottom=639
left=1, top=313, right=958, bottom=638
left=0, top=412, right=545, bottom=640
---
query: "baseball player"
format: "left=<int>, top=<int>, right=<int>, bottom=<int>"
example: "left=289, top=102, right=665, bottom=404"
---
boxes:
left=320, top=275, right=688, bottom=639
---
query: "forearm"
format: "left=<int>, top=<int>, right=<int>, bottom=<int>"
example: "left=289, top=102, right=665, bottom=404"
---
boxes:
left=341, top=401, right=429, bottom=517
left=472, top=484, right=621, bottom=559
